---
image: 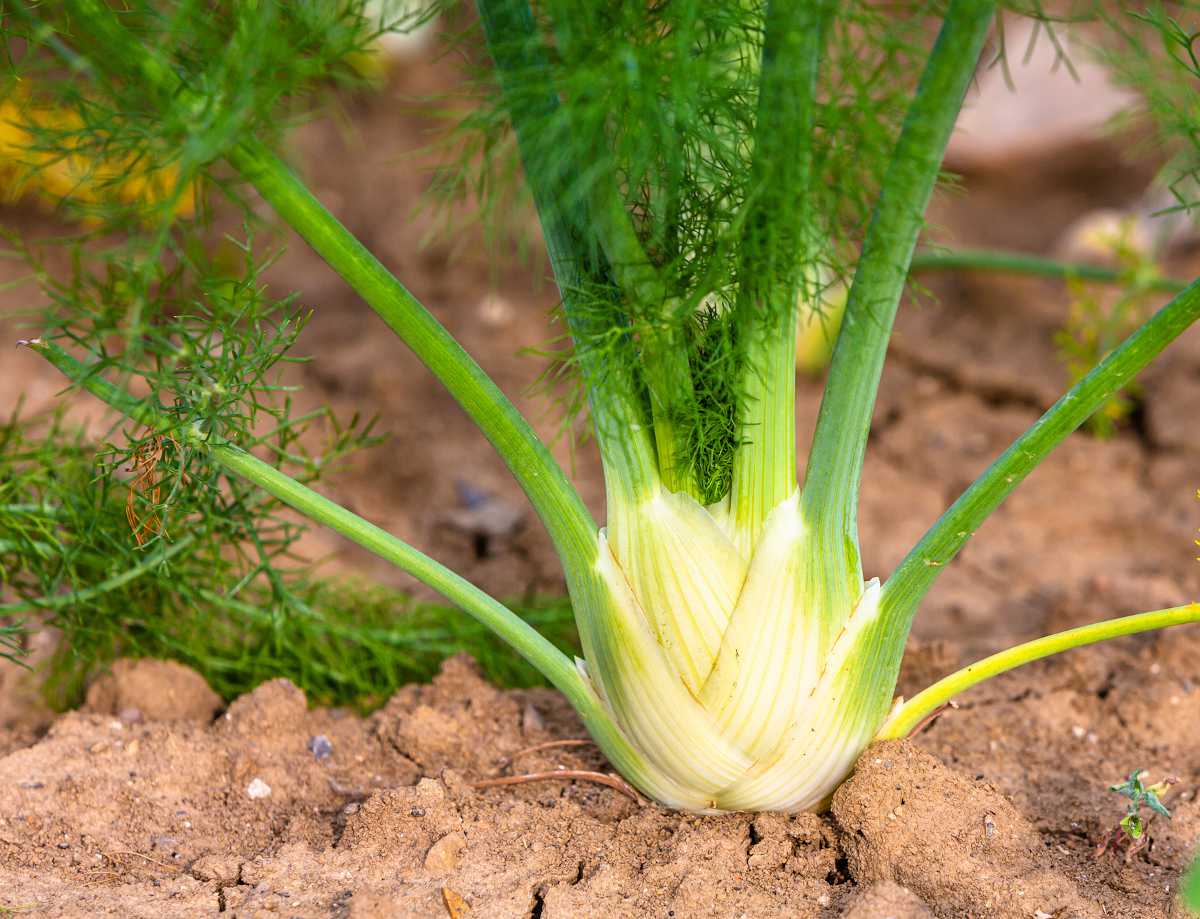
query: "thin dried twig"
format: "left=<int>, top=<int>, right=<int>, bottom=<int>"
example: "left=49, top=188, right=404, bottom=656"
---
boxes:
left=910, top=700, right=958, bottom=736
left=508, top=738, right=596, bottom=761
left=470, top=769, right=643, bottom=803
left=125, top=433, right=184, bottom=545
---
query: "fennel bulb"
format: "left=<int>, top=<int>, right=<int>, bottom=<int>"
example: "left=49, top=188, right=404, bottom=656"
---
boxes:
left=580, top=488, right=888, bottom=812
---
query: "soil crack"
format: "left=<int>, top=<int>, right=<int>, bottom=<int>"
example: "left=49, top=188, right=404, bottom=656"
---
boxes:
left=528, top=884, right=546, bottom=919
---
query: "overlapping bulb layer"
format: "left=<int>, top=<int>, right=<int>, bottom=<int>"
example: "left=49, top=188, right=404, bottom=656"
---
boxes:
left=580, top=489, right=891, bottom=813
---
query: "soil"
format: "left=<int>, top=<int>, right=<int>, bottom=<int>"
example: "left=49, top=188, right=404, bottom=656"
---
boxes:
left=2, top=36, right=1200, bottom=919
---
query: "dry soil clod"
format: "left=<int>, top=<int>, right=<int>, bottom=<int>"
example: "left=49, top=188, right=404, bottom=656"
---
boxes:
left=832, top=739, right=1103, bottom=919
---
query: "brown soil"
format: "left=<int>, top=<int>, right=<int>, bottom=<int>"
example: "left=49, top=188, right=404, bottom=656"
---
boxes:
left=1, top=642, right=1199, bottom=918
left=2, top=43, right=1200, bottom=919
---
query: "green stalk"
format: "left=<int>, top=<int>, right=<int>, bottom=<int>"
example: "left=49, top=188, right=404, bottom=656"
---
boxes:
left=729, top=0, right=830, bottom=540
left=227, top=140, right=595, bottom=556
left=27, top=340, right=682, bottom=800
left=210, top=442, right=580, bottom=688
left=26, top=345, right=554, bottom=676
left=212, top=439, right=683, bottom=801
left=878, top=603, right=1200, bottom=739
left=58, top=0, right=598, bottom=580
left=910, top=247, right=1187, bottom=293
left=476, top=0, right=661, bottom=506
left=638, top=316, right=697, bottom=497
left=1184, top=856, right=1200, bottom=914
left=800, top=0, right=996, bottom=536
left=881, top=276, right=1200, bottom=624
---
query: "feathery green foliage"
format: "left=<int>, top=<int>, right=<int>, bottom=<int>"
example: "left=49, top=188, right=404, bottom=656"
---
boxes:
left=1102, top=3, right=1200, bottom=219
left=3, top=1, right=394, bottom=226
left=455, top=0, right=943, bottom=501
left=2, top=1, right=578, bottom=710
left=0, top=407, right=576, bottom=708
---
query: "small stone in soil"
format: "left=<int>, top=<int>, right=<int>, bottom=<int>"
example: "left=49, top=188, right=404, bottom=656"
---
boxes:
left=439, top=481, right=526, bottom=557
left=442, top=887, right=470, bottom=918
left=246, top=778, right=272, bottom=799
left=521, top=703, right=545, bottom=735
left=424, top=831, right=467, bottom=874
left=308, top=735, right=334, bottom=761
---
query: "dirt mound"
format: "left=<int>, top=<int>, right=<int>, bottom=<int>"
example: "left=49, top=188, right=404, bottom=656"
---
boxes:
left=834, top=739, right=1098, bottom=918
left=0, top=644, right=1196, bottom=917
left=840, top=881, right=932, bottom=919
left=83, top=658, right=223, bottom=723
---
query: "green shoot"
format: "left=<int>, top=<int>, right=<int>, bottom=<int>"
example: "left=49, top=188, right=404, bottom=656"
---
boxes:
left=1111, top=769, right=1173, bottom=837
left=1096, top=768, right=1176, bottom=861
left=6, top=0, right=1200, bottom=813
left=909, top=247, right=1188, bottom=294
left=878, top=604, right=1200, bottom=740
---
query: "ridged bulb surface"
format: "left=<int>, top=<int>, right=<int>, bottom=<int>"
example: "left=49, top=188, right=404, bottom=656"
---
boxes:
left=580, top=488, right=892, bottom=813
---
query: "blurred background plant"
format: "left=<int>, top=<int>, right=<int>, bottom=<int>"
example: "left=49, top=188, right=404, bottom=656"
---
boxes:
left=1055, top=228, right=1163, bottom=437
left=1185, top=852, right=1200, bottom=916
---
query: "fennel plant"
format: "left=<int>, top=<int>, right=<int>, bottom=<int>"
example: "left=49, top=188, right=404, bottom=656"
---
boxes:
left=5, top=0, right=1200, bottom=812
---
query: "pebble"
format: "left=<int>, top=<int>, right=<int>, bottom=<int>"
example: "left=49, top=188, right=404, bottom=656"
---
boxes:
left=424, top=831, right=467, bottom=874
left=478, top=294, right=514, bottom=328
left=439, top=481, right=526, bottom=555
left=307, top=735, right=334, bottom=762
left=522, top=703, right=545, bottom=734
left=246, top=778, right=272, bottom=800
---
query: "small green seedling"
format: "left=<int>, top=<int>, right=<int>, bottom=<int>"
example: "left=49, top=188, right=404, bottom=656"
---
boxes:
left=1097, top=769, right=1175, bottom=862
